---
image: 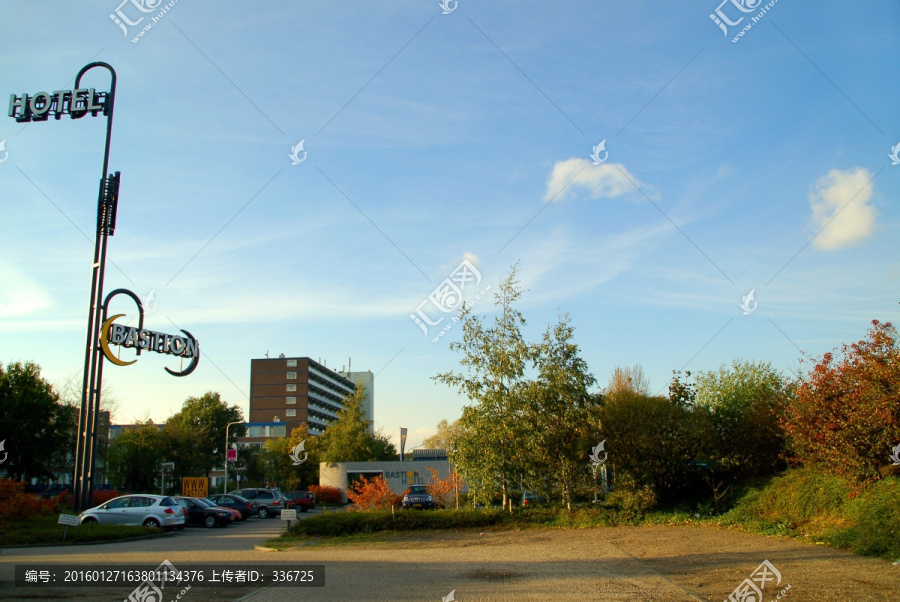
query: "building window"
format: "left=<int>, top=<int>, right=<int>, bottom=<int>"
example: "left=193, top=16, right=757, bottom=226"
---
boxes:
left=286, top=409, right=296, bottom=417
left=286, top=372, right=297, bottom=379
left=286, top=384, right=296, bottom=392
left=286, top=359, right=297, bottom=367
left=286, top=396, right=296, bottom=404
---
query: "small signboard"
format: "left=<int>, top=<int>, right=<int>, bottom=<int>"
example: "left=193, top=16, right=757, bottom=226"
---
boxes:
left=227, top=449, right=237, bottom=463
left=58, top=514, right=80, bottom=526
left=182, top=477, right=209, bottom=499
left=280, top=509, right=297, bottom=521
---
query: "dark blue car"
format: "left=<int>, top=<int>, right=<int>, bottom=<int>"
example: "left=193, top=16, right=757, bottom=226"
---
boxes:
left=401, top=485, right=436, bottom=510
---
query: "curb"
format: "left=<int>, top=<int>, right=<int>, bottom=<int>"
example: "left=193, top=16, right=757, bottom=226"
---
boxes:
left=253, top=545, right=279, bottom=552
left=1, top=531, right=175, bottom=550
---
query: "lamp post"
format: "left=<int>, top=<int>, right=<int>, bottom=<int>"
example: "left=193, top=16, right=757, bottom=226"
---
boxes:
left=9, top=63, right=121, bottom=512
left=224, top=421, right=244, bottom=493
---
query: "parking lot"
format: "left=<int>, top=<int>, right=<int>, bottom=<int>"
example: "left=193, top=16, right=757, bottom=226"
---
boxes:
left=0, top=509, right=309, bottom=601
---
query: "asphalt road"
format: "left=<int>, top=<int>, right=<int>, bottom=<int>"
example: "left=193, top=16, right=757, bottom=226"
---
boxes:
left=0, top=511, right=300, bottom=601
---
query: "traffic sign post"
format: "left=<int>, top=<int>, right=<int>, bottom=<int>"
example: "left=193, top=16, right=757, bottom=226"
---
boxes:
left=58, top=514, right=79, bottom=541
left=281, top=508, right=297, bottom=533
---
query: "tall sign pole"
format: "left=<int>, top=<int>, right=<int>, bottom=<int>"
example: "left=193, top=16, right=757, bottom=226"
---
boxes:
left=8, top=62, right=119, bottom=512
left=72, top=63, right=118, bottom=513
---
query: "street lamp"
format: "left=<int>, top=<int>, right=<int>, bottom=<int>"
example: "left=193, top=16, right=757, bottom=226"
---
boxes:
left=224, top=421, right=244, bottom=493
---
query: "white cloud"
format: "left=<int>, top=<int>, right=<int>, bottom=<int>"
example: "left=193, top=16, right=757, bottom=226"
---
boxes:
left=544, top=158, right=649, bottom=202
left=809, top=168, right=878, bottom=250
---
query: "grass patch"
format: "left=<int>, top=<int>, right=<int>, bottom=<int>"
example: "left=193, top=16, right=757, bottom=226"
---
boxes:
left=0, top=514, right=163, bottom=546
left=264, top=468, right=900, bottom=563
left=720, top=468, right=900, bottom=560
left=264, top=504, right=707, bottom=549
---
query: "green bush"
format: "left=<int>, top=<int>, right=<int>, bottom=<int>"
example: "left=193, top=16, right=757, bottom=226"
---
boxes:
left=605, top=475, right=658, bottom=517
left=289, top=508, right=512, bottom=537
left=722, top=467, right=900, bottom=560
left=825, top=477, right=900, bottom=558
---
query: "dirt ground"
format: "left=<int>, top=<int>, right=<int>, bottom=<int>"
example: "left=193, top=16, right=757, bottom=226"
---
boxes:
left=2, top=524, right=898, bottom=601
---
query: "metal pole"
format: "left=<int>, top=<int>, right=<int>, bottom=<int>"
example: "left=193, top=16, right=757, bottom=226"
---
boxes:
left=72, top=62, right=117, bottom=513
left=225, top=421, right=243, bottom=494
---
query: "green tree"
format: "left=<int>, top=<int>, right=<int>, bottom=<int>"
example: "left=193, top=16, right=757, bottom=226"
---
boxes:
left=423, top=419, right=461, bottom=450
left=598, top=390, right=706, bottom=504
left=0, top=362, right=75, bottom=482
left=107, top=422, right=166, bottom=491
left=318, top=385, right=397, bottom=462
left=606, top=364, right=650, bottom=396
left=238, top=447, right=266, bottom=489
left=521, top=314, right=599, bottom=510
left=434, top=264, right=531, bottom=512
left=263, top=425, right=319, bottom=490
left=368, top=429, right=398, bottom=461
left=695, top=360, right=788, bottom=479
left=668, top=370, right=697, bottom=407
left=164, top=392, right=244, bottom=479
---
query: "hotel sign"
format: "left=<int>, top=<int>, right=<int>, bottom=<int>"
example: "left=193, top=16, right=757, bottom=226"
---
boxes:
left=9, top=89, right=110, bottom=122
left=100, top=288, right=199, bottom=377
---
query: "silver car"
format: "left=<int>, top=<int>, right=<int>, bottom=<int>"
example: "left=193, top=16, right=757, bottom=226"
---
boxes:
left=79, top=494, right=185, bottom=529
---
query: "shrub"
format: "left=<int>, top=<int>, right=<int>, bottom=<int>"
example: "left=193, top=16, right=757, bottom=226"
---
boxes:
left=722, top=467, right=900, bottom=560
left=425, top=467, right=463, bottom=509
left=91, top=489, right=125, bottom=507
left=606, top=474, right=658, bottom=516
left=0, top=479, right=49, bottom=523
left=827, top=476, right=900, bottom=558
left=781, top=321, right=900, bottom=482
left=288, top=507, right=512, bottom=537
left=346, top=476, right=400, bottom=510
left=309, top=485, right=344, bottom=505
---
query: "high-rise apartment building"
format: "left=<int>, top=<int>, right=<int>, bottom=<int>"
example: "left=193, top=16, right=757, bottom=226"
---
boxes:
left=338, top=369, right=374, bottom=435
left=249, top=356, right=368, bottom=436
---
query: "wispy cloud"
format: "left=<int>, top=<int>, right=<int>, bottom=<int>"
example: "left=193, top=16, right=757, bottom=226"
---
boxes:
left=544, top=158, right=650, bottom=202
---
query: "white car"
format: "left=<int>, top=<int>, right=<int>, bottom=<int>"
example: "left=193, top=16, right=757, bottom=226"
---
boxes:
left=79, top=494, right=186, bottom=529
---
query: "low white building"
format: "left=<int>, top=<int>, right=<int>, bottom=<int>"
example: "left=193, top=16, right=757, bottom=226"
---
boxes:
left=319, top=457, right=466, bottom=502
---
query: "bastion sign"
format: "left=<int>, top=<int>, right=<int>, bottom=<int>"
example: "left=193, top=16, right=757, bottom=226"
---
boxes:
left=100, top=289, right=200, bottom=377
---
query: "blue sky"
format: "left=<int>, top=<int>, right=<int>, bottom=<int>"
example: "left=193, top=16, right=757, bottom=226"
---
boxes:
left=1, top=1, right=898, bottom=449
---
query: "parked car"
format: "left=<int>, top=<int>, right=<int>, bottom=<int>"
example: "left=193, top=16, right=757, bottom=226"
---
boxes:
left=228, top=488, right=285, bottom=518
left=79, top=494, right=185, bottom=530
left=207, top=493, right=256, bottom=520
left=401, top=485, right=436, bottom=510
left=282, top=491, right=316, bottom=512
left=173, top=496, right=233, bottom=528
left=521, top=491, right=548, bottom=506
left=197, top=497, right=242, bottom=521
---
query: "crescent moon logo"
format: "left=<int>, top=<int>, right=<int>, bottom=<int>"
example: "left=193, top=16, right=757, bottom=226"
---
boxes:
left=99, top=314, right=137, bottom=366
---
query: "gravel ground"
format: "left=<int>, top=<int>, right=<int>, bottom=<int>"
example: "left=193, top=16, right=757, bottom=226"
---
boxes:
left=1, top=524, right=897, bottom=601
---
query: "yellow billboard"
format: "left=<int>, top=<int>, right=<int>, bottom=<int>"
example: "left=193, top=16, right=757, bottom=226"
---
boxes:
left=182, top=477, right=208, bottom=499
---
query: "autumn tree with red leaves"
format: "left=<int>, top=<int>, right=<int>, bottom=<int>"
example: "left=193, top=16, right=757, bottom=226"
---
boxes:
left=781, top=320, right=900, bottom=482
left=346, top=475, right=400, bottom=510
left=426, top=466, right=464, bottom=509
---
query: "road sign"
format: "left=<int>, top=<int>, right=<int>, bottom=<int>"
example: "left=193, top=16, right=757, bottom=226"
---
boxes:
left=182, top=477, right=208, bottom=498
left=58, top=514, right=80, bottom=526
left=280, top=509, right=297, bottom=521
